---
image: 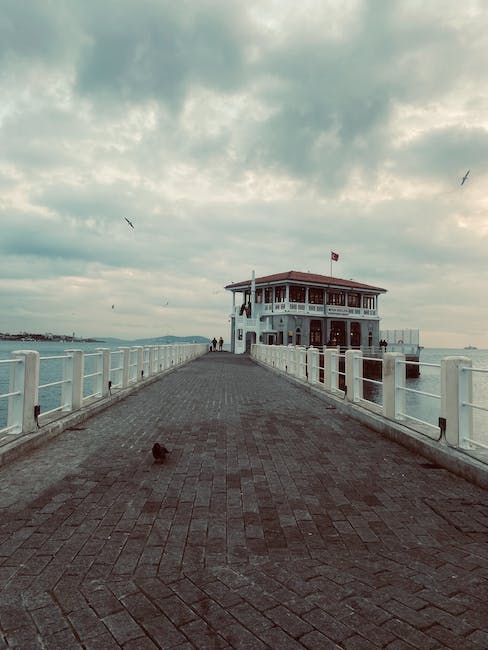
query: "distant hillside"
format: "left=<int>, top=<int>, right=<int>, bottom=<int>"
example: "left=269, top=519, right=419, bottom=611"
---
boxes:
left=101, top=335, right=211, bottom=346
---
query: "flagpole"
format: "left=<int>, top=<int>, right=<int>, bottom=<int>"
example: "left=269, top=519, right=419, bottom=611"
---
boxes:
left=330, top=252, right=332, bottom=277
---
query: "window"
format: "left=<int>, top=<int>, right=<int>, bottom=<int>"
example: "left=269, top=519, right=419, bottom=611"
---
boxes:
left=274, top=286, right=286, bottom=302
left=327, top=291, right=345, bottom=306
left=348, top=293, right=361, bottom=308
left=308, top=287, right=324, bottom=304
left=289, top=285, right=306, bottom=303
left=256, top=288, right=262, bottom=303
left=363, top=295, right=375, bottom=309
left=264, top=287, right=273, bottom=303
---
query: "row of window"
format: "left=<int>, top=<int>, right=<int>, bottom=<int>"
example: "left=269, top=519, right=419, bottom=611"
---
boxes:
left=246, top=286, right=376, bottom=309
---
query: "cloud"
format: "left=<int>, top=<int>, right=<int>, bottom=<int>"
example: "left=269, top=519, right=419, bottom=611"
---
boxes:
left=74, top=0, right=250, bottom=110
left=0, top=0, right=488, bottom=346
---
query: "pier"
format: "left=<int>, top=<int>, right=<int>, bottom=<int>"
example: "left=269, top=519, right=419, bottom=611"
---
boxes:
left=0, top=352, right=487, bottom=648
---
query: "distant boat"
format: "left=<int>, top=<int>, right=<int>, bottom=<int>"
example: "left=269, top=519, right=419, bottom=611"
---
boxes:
left=464, top=346, right=477, bottom=349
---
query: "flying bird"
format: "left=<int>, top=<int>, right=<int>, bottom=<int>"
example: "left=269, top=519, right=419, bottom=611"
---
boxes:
left=461, top=170, right=470, bottom=186
left=152, top=442, right=169, bottom=463
left=125, top=217, right=135, bottom=228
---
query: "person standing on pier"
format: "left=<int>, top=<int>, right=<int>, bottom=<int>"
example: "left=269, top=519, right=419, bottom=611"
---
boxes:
left=212, top=337, right=217, bottom=351
left=219, top=336, right=223, bottom=351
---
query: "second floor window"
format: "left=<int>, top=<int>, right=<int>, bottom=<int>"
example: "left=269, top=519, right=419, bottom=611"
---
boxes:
left=327, top=291, right=345, bottom=306
left=289, top=285, right=306, bottom=302
left=274, top=286, right=286, bottom=302
left=363, top=295, right=376, bottom=309
left=348, top=293, right=361, bottom=307
left=309, top=288, right=324, bottom=304
left=264, top=287, right=273, bottom=303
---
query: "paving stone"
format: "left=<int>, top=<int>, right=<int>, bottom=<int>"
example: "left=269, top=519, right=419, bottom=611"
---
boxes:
left=101, top=609, right=146, bottom=645
left=264, top=604, right=314, bottom=638
left=179, top=617, right=230, bottom=648
left=141, top=613, right=188, bottom=648
left=68, top=606, right=108, bottom=641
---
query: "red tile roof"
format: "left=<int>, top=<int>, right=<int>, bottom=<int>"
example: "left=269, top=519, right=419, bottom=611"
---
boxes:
left=225, top=271, right=386, bottom=293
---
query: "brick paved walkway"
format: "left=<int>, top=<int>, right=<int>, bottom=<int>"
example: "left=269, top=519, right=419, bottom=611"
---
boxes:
left=0, top=352, right=487, bottom=648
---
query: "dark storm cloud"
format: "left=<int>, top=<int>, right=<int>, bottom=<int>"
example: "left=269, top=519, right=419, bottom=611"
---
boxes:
left=0, top=1, right=73, bottom=62
left=242, top=1, right=480, bottom=186
left=74, top=0, right=250, bottom=110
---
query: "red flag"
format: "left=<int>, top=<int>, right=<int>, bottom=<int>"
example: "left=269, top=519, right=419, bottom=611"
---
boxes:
left=331, top=251, right=339, bottom=261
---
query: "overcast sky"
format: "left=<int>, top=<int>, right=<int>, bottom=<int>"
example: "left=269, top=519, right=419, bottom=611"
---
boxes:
left=1, top=0, right=487, bottom=347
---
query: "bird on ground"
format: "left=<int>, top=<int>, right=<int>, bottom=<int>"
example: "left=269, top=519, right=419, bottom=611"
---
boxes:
left=461, top=170, right=470, bottom=185
left=125, top=217, right=135, bottom=228
left=152, top=442, right=169, bottom=463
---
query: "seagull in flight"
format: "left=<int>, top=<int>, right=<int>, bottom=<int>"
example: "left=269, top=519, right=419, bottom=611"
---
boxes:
left=125, top=217, right=135, bottom=229
left=461, top=170, right=470, bottom=186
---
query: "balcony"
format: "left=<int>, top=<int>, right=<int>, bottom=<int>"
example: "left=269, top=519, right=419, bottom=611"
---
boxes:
left=232, top=303, right=377, bottom=320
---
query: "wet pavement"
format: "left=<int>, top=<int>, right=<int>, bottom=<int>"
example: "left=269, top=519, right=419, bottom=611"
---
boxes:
left=0, top=352, right=487, bottom=648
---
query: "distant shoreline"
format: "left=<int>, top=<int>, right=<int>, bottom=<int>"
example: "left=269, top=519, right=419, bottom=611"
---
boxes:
left=0, top=335, right=102, bottom=343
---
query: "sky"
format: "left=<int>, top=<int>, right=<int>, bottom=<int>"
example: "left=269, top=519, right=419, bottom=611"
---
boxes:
left=1, top=0, right=487, bottom=347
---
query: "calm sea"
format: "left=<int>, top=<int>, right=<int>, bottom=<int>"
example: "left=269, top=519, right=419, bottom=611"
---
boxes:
left=1, top=343, right=487, bottom=439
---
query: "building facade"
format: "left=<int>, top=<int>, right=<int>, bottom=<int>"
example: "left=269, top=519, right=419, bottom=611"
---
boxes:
left=225, top=270, right=387, bottom=354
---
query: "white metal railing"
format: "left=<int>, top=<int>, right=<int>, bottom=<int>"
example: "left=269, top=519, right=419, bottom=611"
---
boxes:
left=0, top=343, right=208, bottom=436
left=460, top=366, right=488, bottom=450
left=0, top=358, right=23, bottom=434
left=360, top=355, right=383, bottom=409
left=395, top=360, right=441, bottom=433
left=251, top=344, right=488, bottom=452
left=38, top=353, right=72, bottom=424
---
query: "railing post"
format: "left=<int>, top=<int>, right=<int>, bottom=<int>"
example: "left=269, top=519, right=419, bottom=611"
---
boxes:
left=441, top=356, right=473, bottom=448
left=148, top=347, right=156, bottom=377
left=383, top=352, right=405, bottom=420
left=345, top=349, right=363, bottom=402
left=96, top=348, right=111, bottom=397
left=297, top=347, right=307, bottom=380
left=119, top=347, right=130, bottom=387
left=136, top=347, right=144, bottom=380
left=9, top=350, right=39, bottom=433
left=323, top=348, right=335, bottom=391
left=63, top=350, right=84, bottom=411
left=307, top=347, right=319, bottom=384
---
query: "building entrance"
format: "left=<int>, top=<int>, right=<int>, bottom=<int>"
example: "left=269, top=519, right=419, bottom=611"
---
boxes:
left=329, top=321, right=346, bottom=347
left=350, top=322, right=361, bottom=347
left=310, top=320, right=322, bottom=346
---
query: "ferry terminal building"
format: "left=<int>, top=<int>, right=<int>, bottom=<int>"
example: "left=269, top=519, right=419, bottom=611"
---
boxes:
left=225, top=270, right=387, bottom=354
